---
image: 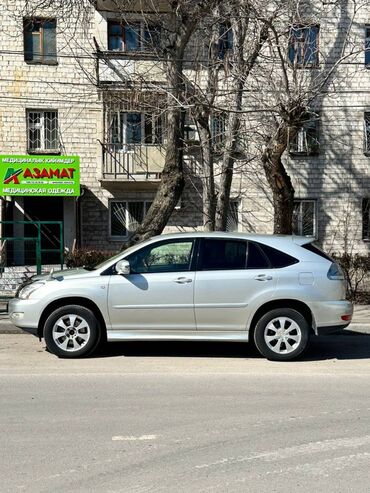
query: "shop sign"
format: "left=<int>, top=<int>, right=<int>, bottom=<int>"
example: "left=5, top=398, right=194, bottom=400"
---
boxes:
left=0, top=155, right=80, bottom=196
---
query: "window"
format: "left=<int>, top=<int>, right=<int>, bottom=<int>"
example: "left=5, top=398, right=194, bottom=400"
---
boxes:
left=364, top=113, right=370, bottom=153
left=259, top=243, right=299, bottom=268
left=110, top=200, right=152, bottom=239
left=211, top=113, right=226, bottom=145
left=366, top=26, right=370, bottom=66
left=247, top=242, right=270, bottom=269
left=288, top=25, right=319, bottom=67
left=127, top=240, right=194, bottom=273
left=200, top=239, right=247, bottom=270
left=293, top=200, right=317, bottom=237
left=107, top=20, right=161, bottom=52
left=290, top=115, right=319, bottom=155
left=24, top=18, right=57, bottom=64
left=27, top=110, right=59, bottom=152
left=226, top=200, right=239, bottom=232
left=109, top=112, right=163, bottom=146
left=362, top=198, right=370, bottom=240
left=218, top=22, right=233, bottom=59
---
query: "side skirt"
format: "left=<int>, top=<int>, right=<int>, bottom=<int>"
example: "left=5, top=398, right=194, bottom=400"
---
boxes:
left=107, top=330, right=249, bottom=343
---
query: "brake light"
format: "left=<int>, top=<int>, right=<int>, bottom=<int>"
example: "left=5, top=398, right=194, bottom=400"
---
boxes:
left=327, top=262, right=344, bottom=281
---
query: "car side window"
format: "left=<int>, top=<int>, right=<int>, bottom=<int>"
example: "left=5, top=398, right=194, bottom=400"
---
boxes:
left=200, top=239, right=247, bottom=270
left=258, top=243, right=299, bottom=268
left=127, top=240, right=195, bottom=274
left=247, top=242, right=270, bottom=269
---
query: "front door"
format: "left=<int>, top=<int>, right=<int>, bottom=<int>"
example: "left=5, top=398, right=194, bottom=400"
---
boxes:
left=107, top=238, right=197, bottom=331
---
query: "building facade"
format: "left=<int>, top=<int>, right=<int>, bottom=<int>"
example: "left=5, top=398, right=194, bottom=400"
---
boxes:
left=0, top=0, right=369, bottom=267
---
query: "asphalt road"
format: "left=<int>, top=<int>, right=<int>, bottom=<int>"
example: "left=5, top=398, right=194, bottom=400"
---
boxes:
left=1, top=333, right=370, bottom=493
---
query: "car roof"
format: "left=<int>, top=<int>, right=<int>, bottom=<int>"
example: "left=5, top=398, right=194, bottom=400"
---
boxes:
left=149, top=231, right=314, bottom=246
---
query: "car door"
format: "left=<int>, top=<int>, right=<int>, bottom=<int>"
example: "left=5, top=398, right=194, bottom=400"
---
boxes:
left=194, top=238, right=277, bottom=332
left=107, top=238, right=197, bottom=332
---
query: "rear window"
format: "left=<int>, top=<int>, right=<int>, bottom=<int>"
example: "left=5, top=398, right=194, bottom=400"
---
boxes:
left=200, top=239, right=247, bottom=270
left=258, top=243, right=299, bottom=268
left=302, top=242, right=333, bottom=261
left=247, top=242, right=270, bottom=269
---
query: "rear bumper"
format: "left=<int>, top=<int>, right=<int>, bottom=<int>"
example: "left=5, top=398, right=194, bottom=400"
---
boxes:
left=309, top=300, right=353, bottom=334
left=316, top=323, right=350, bottom=336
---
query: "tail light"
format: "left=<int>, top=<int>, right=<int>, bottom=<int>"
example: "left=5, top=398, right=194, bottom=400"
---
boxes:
left=327, top=262, right=344, bottom=281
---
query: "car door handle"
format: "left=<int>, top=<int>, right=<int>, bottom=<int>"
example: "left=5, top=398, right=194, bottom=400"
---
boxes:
left=173, top=277, right=193, bottom=284
left=254, top=274, right=273, bottom=281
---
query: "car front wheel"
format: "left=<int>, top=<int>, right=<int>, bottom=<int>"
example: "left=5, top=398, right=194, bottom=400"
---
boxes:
left=253, top=308, right=310, bottom=361
left=44, top=305, right=101, bottom=358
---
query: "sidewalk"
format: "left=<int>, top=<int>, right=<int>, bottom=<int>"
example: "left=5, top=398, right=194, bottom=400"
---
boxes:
left=0, top=303, right=369, bottom=335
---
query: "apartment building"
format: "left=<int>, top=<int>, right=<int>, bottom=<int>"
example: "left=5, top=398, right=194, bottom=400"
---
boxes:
left=0, top=1, right=369, bottom=267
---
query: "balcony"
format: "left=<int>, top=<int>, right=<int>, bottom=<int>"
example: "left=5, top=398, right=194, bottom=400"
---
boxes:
left=96, top=51, right=166, bottom=86
left=100, top=142, right=165, bottom=189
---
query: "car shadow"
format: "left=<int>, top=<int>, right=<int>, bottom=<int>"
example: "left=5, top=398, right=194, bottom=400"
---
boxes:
left=91, top=330, right=370, bottom=361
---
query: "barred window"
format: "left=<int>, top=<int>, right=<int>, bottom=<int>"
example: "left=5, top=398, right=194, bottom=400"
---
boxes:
left=226, top=200, right=239, bottom=232
left=362, top=198, right=370, bottom=240
left=364, top=113, right=370, bottom=153
left=24, top=18, right=57, bottom=64
left=27, top=110, right=59, bottom=153
left=211, top=113, right=226, bottom=145
left=288, top=25, right=319, bottom=67
left=218, top=22, right=233, bottom=59
left=290, top=115, right=319, bottom=155
left=110, top=200, right=152, bottom=239
left=293, top=200, right=317, bottom=237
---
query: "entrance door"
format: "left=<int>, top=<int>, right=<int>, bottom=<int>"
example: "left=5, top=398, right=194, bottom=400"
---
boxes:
left=23, top=196, right=63, bottom=264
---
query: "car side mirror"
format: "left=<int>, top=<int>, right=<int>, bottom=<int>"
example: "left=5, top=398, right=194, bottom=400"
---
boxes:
left=116, top=259, right=130, bottom=275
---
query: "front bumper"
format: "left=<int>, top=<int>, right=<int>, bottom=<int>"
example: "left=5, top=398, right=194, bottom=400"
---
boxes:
left=8, top=297, right=43, bottom=330
left=309, top=300, right=353, bottom=335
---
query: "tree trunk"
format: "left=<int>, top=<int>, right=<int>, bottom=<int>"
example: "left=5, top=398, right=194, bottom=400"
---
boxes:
left=261, top=124, right=296, bottom=234
left=197, top=122, right=216, bottom=231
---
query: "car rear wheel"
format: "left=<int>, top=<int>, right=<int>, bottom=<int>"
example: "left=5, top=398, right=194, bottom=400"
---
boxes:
left=253, top=308, right=310, bottom=361
left=44, top=305, right=101, bottom=358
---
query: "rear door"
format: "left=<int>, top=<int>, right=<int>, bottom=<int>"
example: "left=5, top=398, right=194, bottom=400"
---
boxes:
left=194, top=238, right=277, bottom=332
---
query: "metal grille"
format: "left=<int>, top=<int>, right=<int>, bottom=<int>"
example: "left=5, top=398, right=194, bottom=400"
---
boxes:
left=27, top=110, right=59, bottom=152
left=365, top=113, right=370, bottom=153
left=293, top=200, right=316, bottom=236
left=226, top=200, right=239, bottom=232
left=110, top=201, right=152, bottom=238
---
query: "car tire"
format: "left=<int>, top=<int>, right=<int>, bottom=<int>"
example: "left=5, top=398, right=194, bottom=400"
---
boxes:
left=253, top=308, right=310, bottom=361
left=43, top=305, right=101, bottom=358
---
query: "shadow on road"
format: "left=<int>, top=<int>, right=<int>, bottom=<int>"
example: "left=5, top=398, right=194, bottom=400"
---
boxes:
left=92, top=331, right=370, bottom=361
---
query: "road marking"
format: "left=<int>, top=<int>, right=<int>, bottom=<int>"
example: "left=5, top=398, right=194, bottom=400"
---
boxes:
left=196, top=434, right=370, bottom=469
left=112, top=434, right=158, bottom=441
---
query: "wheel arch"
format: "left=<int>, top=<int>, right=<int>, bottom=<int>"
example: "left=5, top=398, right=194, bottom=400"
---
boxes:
left=248, top=299, right=315, bottom=340
left=38, top=297, right=107, bottom=340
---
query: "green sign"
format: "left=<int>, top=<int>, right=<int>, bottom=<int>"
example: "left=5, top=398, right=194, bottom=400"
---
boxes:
left=0, top=155, right=80, bottom=196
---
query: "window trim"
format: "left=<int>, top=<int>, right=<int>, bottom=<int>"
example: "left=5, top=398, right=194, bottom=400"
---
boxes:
left=293, top=199, right=318, bottom=238
left=23, top=17, right=58, bottom=65
left=109, top=199, right=152, bottom=241
left=26, top=109, right=60, bottom=154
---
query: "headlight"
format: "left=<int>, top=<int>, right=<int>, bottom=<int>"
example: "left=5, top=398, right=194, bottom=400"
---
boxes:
left=18, top=281, right=46, bottom=300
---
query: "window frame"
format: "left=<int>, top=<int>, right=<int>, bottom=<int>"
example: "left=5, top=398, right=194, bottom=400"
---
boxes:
left=109, top=199, right=152, bottom=240
left=108, top=112, right=164, bottom=147
left=293, top=199, right=318, bottom=238
left=107, top=19, right=161, bottom=52
left=364, top=112, right=370, bottom=154
left=289, top=114, right=320, bottom=156
left=23, top=17, right=57, bottom=65
left=288, top=24, right=320, bottom=68
left=365, top=25, right=370, bottom=67
left=26, top=109, right=59, bottom=154
left=125, top=238, right=198, bottom=274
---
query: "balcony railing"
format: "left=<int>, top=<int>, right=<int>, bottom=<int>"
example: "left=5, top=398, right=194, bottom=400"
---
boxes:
left=101, top=142, right=165, bottom=181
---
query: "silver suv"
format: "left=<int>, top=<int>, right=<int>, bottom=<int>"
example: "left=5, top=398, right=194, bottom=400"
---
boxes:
left=9, top=233, right=353, bottom=361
